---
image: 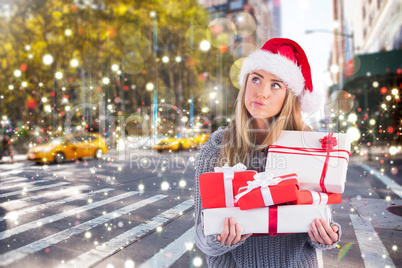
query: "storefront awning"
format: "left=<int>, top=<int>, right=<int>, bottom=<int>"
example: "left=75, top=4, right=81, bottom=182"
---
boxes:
left=344, top=50, right=402, bottom=87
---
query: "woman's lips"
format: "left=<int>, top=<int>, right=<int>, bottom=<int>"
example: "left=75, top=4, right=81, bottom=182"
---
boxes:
left=252, top=101, right=265, bottom=106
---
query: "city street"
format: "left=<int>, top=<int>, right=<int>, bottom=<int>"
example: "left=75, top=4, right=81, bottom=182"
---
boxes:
left=0, top=149, right=401, bottom=268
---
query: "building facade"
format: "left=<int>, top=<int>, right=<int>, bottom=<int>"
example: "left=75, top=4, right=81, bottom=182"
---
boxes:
left=331, top=0, right=402, bottom=145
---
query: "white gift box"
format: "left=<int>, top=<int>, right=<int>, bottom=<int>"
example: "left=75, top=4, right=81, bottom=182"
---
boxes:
left=266, top=131, right=351, bottom=193
left=202, top=205, right=331, bottom=236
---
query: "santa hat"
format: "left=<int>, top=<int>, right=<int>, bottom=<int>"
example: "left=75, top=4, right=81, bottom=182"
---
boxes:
left=239, top=38, right=322, bottom=113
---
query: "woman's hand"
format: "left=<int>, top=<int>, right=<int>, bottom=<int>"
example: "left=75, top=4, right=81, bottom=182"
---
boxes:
left=308, top=218, right=339, bottom=245
left=216, top=217, right=252, bottom=246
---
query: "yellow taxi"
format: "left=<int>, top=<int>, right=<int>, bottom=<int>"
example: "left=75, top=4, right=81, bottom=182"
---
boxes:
left=154, top=133, right=210, bottom=152
left=27, top=133, right=108, bottom=164
left=154, top=137, right=191, bottom=152
left=193, top=133, right=210, bottom=146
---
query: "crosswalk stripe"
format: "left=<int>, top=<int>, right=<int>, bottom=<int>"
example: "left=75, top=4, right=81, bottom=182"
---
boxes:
left=350, top=214, right=395, bottom=268
left=360, top=164, right=402, bottom=198
left=62, top=200, right=194, bottom=268
left=0, top=191, right=139, bottom=240
left=0, top=168, right=23, bottom=177
left=0, top=188, right=115, bottom=222
left=0, top=179, right=48, bottom=190
left=0, top=177, right=27, bottom=184
left=0, top=194, right=167, bottom=267
left=1, top=185, right=89, bottom=210
left=316, top=249, right=323, bottom=268
left=0, top=182, right=70, bottom=199
left=138, top=227, right=194, bottom=268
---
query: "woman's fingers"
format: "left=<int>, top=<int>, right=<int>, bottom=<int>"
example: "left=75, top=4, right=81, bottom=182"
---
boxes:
left=310, top=221, right=325, bottom=244
left=217, top=217, right=251, bottom=246
left=308, top=230, right=318, bottom=243
left=231, top=223, right=242, bottom=244
left=218, top=217, right=230, bottom=245
left=314, top=218, right=333, bottom=245
left=320, top=219, right=339, bottom=242
left=314, top=218, right=337, bottom=245
left=225, top=217, right=237, bottom=245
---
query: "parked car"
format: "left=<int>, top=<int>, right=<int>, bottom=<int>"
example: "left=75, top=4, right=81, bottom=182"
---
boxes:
left=193, top=133, right=210, bottom=146
left=154, top=133, right=210, bottom=152
left=27, top=133, right=107, bottom=164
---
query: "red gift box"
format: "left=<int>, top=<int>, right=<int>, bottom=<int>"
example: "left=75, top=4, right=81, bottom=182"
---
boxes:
left=235, top=173, right=299, bottom=210
left=288, top=190, right=342, bottom=205
left=199, top=163, right=258, bottom=209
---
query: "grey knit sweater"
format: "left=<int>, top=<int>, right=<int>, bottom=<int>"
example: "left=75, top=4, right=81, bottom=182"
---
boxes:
left=194, top=127, right=341, bottom=268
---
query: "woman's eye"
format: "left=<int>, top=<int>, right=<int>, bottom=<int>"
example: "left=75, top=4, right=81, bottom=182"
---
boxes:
left=272, top=83, right=281, bottom=89
left=252, top=77, right=261, bottom=84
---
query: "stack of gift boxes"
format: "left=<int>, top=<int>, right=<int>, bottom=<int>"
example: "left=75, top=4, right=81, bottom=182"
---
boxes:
left=200, top=131, right=351, bottom=236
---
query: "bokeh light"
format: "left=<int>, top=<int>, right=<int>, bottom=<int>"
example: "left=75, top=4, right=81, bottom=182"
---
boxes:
left=346, top=127, right=361, bottom=142
left=229, top=58, right=246, bottom=89
left=232, top=12, right=257, bottom=37
left=207, top=18, right=236, bottom=49
left=328, top=90, right=354, bottom=115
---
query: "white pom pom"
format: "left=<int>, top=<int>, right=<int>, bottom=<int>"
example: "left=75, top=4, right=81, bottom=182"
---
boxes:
left=299, top=89, right=323, bottom=114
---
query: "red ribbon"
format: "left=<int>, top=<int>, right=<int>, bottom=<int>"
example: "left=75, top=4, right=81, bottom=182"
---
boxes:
left=268, top=206, right=278, bottom=234
left=318, top=133, right=337, bottom=193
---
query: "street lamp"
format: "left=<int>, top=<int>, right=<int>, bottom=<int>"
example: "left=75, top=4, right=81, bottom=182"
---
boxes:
left=150, top=10, right=158, bottom=139
left=305, top=29, right=354, bottom=57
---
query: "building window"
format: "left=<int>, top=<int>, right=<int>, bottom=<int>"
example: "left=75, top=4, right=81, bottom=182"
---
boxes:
left=377, top=0, right=381, bottom=9
left=362, top=6, right=366, bottom=19
left=229, top=0, right=243, bottom=11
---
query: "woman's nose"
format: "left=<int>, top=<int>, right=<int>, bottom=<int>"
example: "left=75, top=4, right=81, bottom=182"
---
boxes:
left=257, top=84, right=270, bottom=99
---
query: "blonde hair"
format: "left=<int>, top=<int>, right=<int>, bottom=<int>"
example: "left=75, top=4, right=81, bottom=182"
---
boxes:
left=217, top=73, right=309, bottom=166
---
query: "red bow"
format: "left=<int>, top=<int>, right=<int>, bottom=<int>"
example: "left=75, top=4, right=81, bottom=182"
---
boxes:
left=319, top=133, right=338, bottom=150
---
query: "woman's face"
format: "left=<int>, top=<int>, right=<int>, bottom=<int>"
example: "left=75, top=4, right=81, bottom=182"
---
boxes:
left=244, top=70, right=287, bottom=119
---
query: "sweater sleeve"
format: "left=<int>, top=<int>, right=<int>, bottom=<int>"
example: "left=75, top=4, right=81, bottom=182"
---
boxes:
left=308, top=204, right=342, bottom=250
left=194, top=128, right=246, bottom=257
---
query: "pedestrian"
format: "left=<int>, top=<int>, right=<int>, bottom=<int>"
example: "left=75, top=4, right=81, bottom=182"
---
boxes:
left=194, top=38, right=340, bottom=267
left=1, top=135, right=13, bottom=161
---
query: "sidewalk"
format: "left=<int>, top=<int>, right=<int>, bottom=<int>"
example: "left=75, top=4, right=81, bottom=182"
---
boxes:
left=0, top=154, right=27, bottom=164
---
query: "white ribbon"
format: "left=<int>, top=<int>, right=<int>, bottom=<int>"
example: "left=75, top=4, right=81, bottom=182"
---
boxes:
left=310, top=190, right=329, bottom=204
left=214, top=163, right=247, bottom=207
left=234, top=172, right=279, bottom=204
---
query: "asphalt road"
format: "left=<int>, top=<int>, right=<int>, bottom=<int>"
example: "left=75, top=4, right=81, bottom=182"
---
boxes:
left=0, top=149, right=401, bottom=268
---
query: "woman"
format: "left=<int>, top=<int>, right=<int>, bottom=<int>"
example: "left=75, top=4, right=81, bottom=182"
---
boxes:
left=194, top=38, right=340, bottom=267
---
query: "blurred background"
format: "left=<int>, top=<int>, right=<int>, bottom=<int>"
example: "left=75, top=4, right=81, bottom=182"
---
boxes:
left=0, top=1, right=401, bottom=268
left=0, top=0, right=401, bottom=158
